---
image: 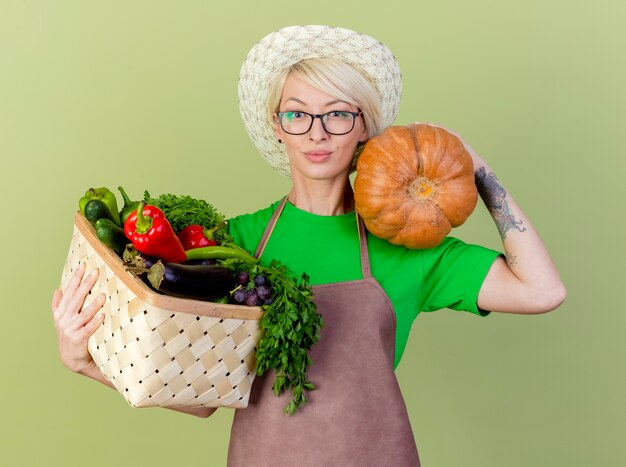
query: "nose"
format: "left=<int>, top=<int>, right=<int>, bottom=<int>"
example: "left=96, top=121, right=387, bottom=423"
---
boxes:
left=309, top=115, right=328, bottom=141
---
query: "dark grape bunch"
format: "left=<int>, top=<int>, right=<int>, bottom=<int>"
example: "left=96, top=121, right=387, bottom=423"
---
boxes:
left=232, top=271, right=274, bottom=307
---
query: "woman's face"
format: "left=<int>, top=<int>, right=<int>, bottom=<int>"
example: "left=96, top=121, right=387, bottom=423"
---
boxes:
left=273, top=74, right=368, bottom=183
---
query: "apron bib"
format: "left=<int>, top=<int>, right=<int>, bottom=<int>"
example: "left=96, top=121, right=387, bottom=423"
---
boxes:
left=228, top=198, right=420, bottom=466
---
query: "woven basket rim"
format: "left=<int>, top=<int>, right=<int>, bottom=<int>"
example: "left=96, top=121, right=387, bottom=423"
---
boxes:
left=74, top=211, right=263, bottom=320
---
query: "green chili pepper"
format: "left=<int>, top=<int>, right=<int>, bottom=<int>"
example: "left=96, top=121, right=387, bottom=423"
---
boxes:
left=79, top=187, right=121, bottom=226
left=185, top=244, right=258, bottom=263
left=118, top=186, right=141, bottom=225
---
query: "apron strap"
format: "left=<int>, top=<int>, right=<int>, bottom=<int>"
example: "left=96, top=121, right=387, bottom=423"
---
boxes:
left=356, top=213, right=372, bottom=279
left=254, top=195, right=373, bottom=280
left=254, top=196, right=288, bottom=259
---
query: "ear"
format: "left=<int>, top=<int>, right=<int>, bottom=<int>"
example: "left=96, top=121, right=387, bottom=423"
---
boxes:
left=273, top=115, right=282, bottom=140
left=358, top=122, right=369, bottom=143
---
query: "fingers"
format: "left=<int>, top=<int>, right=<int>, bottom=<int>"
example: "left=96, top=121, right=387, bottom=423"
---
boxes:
left=415, top=121, right=446, bottom=130
left=51, top=289, right=63, bottom=313
left=54, top=264, right=101, bottom=324
left=417, top=122, right=477, bottom=156
left=60, top=293, right=106, bottom=346
left=55, top=263, right=86, bottom=318
left=74, top=293, right=106, bottom=331
left=76, top=309, right=106, bottom=341
left=67, top=262, right=86, bottom=292
left=416, top=121, right=461, bottom=138
left=64, top=268, right=100, bottom=317
left=74, top=268, right=100, bottom=311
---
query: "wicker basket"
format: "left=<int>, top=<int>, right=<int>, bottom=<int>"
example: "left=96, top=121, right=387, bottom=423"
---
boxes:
left=60, top=212, right=264, bottom=409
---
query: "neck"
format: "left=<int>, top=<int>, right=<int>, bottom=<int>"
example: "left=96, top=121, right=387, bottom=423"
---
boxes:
left=288, top=177, right=355, bottom=216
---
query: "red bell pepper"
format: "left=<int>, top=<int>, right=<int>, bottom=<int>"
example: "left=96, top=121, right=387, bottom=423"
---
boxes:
left=124, top=202, right=187, bottom=263
left=177, top=223, right=225, bottom=250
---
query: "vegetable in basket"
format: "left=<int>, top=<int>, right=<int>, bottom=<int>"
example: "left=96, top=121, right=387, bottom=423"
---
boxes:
left=94, top=218, right=127, bottom=255
left=146, top=260, right=235, bottom=300
left=123, top=202, right=187, bottom=263
left=84, top=199, right=116, bottom=226
left=123, top=244, right=157, bottom=268
left=223, top=259, right=322, bottom=415
left=185, top=243, right=258, bottom=263
left=177, top=223, right=221, bottom=250
left=117, top=186, right=141, bottom=224
left=143, top=192, right=230, bottom=245
left=79, top=187, right=121, bottom=226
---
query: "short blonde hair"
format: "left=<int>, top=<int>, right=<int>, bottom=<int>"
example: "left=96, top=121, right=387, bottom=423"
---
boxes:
left=266, top=57, right=383, bottom=139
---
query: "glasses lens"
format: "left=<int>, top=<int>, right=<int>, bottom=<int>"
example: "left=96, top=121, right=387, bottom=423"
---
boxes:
left=322, top=111, right=355, bottom=135
left=280, top=112, right=313, bottom=135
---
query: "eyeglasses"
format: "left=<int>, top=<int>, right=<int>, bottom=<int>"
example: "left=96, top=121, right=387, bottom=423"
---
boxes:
left=276, top=110, right=363, bottom=135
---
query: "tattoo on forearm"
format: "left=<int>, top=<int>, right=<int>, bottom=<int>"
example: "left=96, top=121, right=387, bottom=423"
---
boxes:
left=475, top=167, right=526, bottom=240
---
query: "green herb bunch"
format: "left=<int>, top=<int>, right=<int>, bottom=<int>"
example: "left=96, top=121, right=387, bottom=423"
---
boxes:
left=144, top=191, right=230, bottom=244
left=221, top=258, right=323, bottom=415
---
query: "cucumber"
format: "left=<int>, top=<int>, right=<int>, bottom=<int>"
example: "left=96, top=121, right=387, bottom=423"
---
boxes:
left=95, top=218, right=128, bottom=255
left=84, top=199, right=115, bottom=226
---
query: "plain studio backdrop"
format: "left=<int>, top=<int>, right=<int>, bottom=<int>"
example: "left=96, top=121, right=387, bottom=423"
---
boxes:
left=1, top=1, right=623, bottom=466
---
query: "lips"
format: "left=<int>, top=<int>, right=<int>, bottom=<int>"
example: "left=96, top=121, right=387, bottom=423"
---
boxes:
left=304, top=150, right=333, bottom=163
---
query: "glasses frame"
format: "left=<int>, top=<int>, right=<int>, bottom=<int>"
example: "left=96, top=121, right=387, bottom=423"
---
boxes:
left=276, top=110, right=363, bottom=136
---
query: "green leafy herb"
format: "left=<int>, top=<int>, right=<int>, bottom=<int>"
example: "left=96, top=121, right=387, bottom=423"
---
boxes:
left=143, top=191, right=230, bottom=244
left=220, top=258, right=323, bottom=414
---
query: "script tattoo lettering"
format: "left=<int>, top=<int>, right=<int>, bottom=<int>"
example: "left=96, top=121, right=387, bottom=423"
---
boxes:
left=475, top=167, right=526, bottom=240
left=505, top=250, right=519, bottom=267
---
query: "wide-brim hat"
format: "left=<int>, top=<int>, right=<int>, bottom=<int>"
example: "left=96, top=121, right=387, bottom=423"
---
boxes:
left=238, top=25, right=402, bottom=178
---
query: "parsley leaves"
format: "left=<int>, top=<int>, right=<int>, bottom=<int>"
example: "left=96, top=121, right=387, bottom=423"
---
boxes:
left=220, top=259, right=323, bottom=414
left=143, top=191, right=230, bottom=245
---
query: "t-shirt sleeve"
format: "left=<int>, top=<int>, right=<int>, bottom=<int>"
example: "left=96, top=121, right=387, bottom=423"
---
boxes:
left=227, top=201, right=279, bottom=256
left=419, top=237, right=502, bottom=316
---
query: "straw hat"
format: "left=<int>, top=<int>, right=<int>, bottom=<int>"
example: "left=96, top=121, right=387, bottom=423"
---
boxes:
left=238, top=25, right=402, bottom=177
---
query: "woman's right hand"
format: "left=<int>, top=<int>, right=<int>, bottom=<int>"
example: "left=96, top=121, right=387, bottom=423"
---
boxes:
left=51, top=263, right=106, bottom=374
left=51, top=267, right=216, bottom=417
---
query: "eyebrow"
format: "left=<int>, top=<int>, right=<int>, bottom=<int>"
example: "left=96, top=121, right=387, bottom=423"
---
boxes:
left=283, top=98, right=350, bottom=106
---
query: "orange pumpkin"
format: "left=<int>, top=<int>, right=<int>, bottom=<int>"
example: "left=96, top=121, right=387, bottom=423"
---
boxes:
left=354, top=123, right=477, bottom=249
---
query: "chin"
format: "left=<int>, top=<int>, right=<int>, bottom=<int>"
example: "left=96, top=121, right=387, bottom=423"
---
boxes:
left=290, top=155, right=353, bottom=181
left=291, top=165, right=349, bottom=182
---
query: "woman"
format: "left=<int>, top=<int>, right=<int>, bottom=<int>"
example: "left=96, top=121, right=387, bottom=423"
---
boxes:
left=51, top=25, right=566, bottom=466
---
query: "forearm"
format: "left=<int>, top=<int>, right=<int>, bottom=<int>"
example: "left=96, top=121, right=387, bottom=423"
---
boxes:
left=77, top=363, right=215, bottom=418
left=77, top=360, right=116, bottom=389
left=164, top=406, right=217, bottom=418
left=475, top=165, right=566, bottom=313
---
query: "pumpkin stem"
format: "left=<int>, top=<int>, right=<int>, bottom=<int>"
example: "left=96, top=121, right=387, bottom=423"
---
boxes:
left=409, top=177, right=437, bottom=202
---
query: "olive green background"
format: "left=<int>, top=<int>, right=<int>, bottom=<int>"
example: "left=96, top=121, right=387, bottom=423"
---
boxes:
left=1, top=1, right=623, bottom=466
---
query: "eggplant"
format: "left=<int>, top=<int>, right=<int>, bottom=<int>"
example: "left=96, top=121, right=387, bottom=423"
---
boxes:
left=147, top=260, right=235, bottom=300
left=185, top=258, right=217, bottom=265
